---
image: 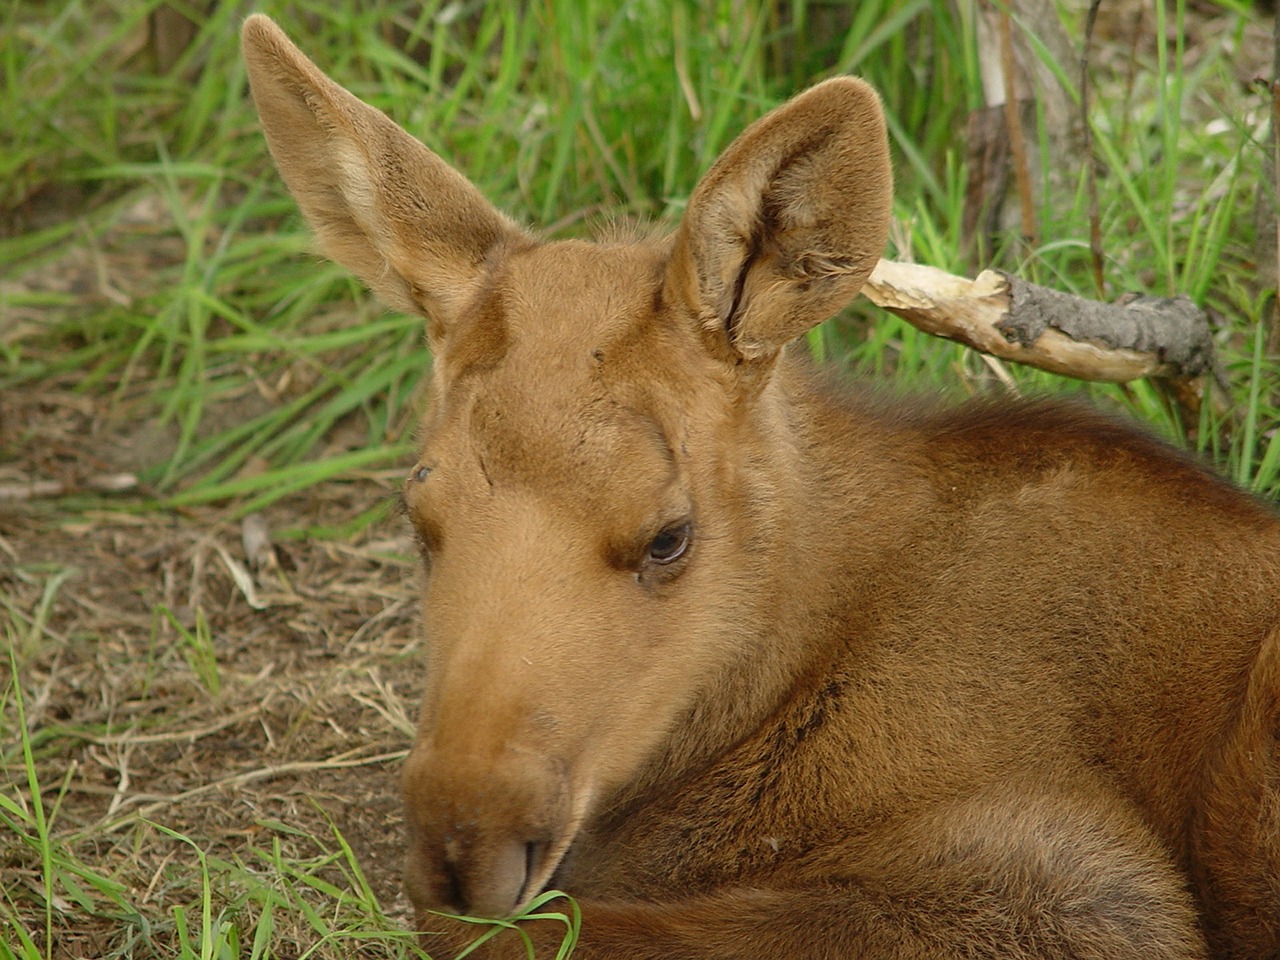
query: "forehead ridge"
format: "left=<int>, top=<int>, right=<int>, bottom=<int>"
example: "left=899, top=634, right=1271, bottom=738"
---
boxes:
left=433, top=240, right=680, bottom=500
left=502, top=239, right=667, bottom=346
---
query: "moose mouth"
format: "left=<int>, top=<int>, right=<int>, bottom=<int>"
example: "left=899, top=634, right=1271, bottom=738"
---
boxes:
left=507, top=812, right=583, bottom=913
left=511, top=838, right=550, bottom=908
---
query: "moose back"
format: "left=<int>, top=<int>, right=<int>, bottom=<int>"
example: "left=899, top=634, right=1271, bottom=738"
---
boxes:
left=242, top=15, right=1280, bottom=959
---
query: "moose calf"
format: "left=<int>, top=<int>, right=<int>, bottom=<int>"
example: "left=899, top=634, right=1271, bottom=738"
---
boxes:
left=242, top=15, right=1280, bottom=958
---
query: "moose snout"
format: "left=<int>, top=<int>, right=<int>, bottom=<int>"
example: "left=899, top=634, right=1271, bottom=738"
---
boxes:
left=401, top=741, right=572, bottom=919
left=407, top=830, right=540, bottom=919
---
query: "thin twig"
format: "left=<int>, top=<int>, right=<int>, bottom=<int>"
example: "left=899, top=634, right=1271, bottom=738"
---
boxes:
left=0, top=473, right=138, bottom=501
left=94, top=748, right=410, bottom=835
left=60, top=705, right=265, bottom=747
left=1083, top=0, right=1105, bottom=298
left=998, top=7, right=1036, bottom=247
left=1271, top=77, right=1280, bottom=308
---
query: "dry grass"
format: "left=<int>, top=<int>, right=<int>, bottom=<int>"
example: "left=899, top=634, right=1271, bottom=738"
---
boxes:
left=2, top=408, right=427, bottom=955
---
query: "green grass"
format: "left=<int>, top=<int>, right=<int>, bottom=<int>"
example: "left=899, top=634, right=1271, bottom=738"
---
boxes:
left=1, top=608, right=429, bottom=960
left=3, top=1, right=1274, bottom=498
left=2, top=0, right=1278, bottom=957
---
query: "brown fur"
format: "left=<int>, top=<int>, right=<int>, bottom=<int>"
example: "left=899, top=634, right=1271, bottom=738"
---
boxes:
left=242, top=15, right=1280, bottom=958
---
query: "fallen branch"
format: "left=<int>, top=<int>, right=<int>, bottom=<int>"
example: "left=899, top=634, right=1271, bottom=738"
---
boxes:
left=862, top=260, right=1214, bottom=384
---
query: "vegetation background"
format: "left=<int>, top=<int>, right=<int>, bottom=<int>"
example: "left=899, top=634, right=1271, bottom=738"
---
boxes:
left=1, top=0, right=1275, bottom=957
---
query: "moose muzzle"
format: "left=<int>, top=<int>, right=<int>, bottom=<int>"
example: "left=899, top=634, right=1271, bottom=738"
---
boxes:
left=401, top=738, right=575, bottom=919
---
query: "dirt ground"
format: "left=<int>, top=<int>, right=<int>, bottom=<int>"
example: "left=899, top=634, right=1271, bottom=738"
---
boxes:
left=1, top=383, right=428, bottom=954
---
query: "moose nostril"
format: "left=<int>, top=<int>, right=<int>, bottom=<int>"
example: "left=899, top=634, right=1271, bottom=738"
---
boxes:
left=439, top=839, right=538, bottom=917
left=443, top=857, right=466, bottom=913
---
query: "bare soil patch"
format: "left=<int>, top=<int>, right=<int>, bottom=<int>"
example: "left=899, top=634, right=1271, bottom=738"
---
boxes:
left=2, top=391, right=425, bottom=955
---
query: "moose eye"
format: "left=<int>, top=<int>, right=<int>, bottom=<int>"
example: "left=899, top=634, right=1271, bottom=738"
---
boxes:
left=646, top=522, right=691, bottom=565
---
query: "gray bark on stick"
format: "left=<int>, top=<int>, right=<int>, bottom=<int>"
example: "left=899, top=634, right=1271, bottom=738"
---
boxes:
left=861, top=260, right=1214, bottom=384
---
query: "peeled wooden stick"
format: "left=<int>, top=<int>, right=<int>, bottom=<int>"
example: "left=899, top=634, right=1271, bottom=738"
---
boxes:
left=862, top=260, right=1214, bottom=384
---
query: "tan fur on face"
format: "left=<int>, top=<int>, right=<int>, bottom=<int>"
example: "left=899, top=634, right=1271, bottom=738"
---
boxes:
left=244, top=15, right=1280, bottom=958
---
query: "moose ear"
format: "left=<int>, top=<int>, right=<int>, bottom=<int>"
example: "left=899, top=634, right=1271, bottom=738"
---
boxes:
left=669, top=78, right=892, bottom=363
left=241, top=15, right=526, bottom=341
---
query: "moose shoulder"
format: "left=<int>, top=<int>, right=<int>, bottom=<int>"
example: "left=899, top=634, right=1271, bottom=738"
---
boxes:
left=242, top=15, right=1280, bottom=959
